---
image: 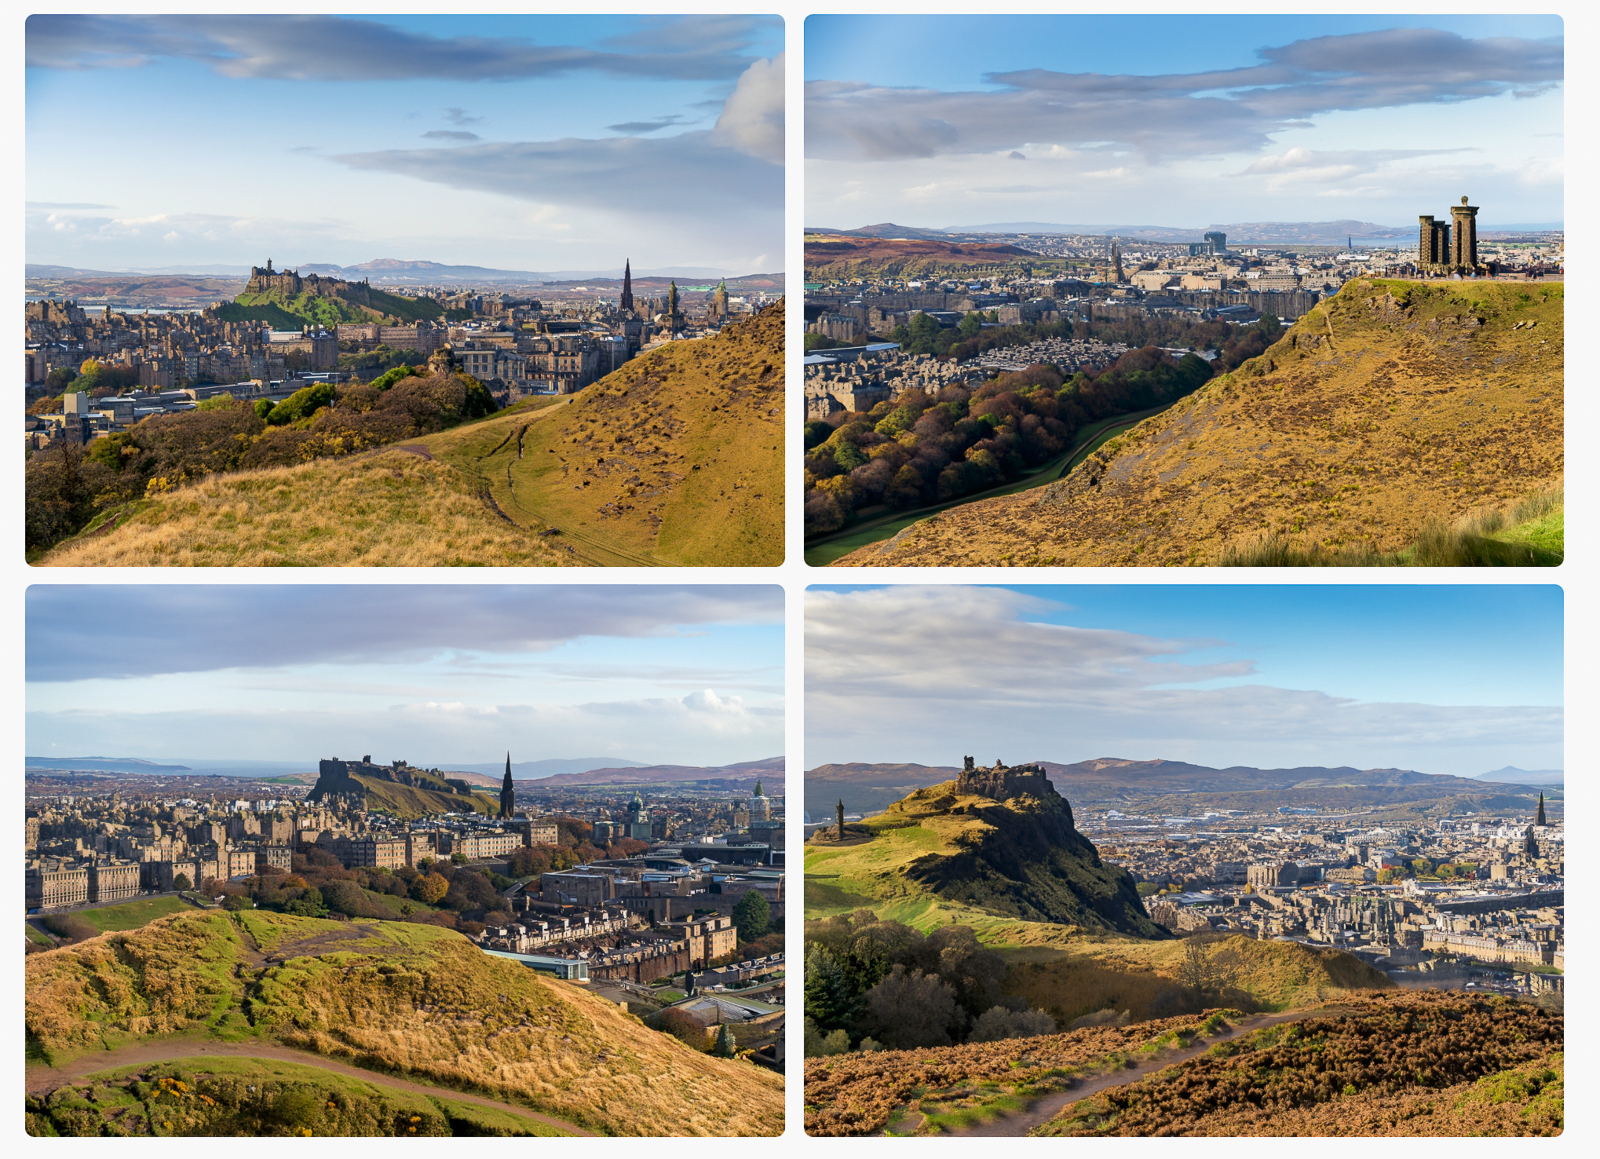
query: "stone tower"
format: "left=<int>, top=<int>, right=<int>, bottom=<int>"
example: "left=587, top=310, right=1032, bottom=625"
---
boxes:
left=1535, top=791, right=1547, bottom=827
left=712, top=279, right=729, bottom=321
left=1111, top=242, right=1124, bottom=283
left=1450, top=195, right=1478, bottom=271
left=667, top=279, right=680, bottom=322
left=836, top=798, right=845, bottom=842
left=620, top=259, right=634, bottom=312
left=499, top=752, right=515, bottom=819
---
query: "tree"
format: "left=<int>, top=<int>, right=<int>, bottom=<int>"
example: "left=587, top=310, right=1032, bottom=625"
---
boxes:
left=732, top=889, right=770, bottom=942
left=1176, top=935, right=1238, bottom=1009
left=412, top=872, right=448, bottom=904
left=861, top=965, right=963, bottom=1049
left=804, top=944, right=854, bottom=1030
left=46, top=366, right=78, bottom=390
left=450, top=852, right=468, bottom=865
left=712, top=1023, right=737, bottom=1058
left=968, top=1005, right=1056, bottom=1042
left=172, top=873, right=192, bottom=892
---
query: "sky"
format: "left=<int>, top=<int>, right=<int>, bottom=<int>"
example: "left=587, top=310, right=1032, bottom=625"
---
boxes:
left=26, top=585, right=784, bottom=768
left=806, top=585, right=1563, bottom=777
left=804, top=15, right=1563, bottom=231
left=26, top=14, right=784, bottom=276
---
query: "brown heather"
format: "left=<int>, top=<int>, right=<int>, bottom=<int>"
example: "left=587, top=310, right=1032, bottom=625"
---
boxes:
left=835, top=280, right=1562, bottom=566
left=27, top=910, right=783, bottom=1136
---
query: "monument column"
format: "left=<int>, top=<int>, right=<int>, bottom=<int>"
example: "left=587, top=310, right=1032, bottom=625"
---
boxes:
left=1451, top=196, right=1478, bottom=271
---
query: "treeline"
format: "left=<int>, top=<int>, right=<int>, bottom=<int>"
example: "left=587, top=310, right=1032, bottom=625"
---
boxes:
left=803, top=347, right=1215, bottom=537
left=24, top=366, right=497, bottom=554
left=804, top=910, right=1055, bottom=1055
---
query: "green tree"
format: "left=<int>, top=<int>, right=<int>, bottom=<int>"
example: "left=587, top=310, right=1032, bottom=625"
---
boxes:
left=957, top=311, right=984, bottom=341
left=712, top=1023, right=736, bottom=1057
left=172, top=873, right=192, bottom=892
left=732, top=889, right=771, bottom=942
left=265, top=382, right=336, bottom=425
left=253, top=398, right=275, bottom=420
left=45, top=366, right=79, bottom=390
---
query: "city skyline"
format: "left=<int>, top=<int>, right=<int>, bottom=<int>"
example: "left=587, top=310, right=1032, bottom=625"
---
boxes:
left=27, top=14, right=784, bottom=276
left=27, top=585, right=785, bottom=767
left=805, top=14, right=1563, bottom=232
left=806, top=585, right=1563, bottom=775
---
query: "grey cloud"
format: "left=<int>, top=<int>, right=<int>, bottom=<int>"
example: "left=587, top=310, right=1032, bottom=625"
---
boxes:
left=421, top=129, right=480, bottom=141
left=606, top=117, right=685, bottom=134
left=601, top=15, right=779, bottom=58
left=26, top=14, right=763, bottom=82
left=333, top=131, right=782, bottom=218
left=805, top=587, right=1561, bottom=768
left=808, top=28, right=1562, bottom=161
left=443, top=108, right=482, bottom=126
left=27, top=585, right=782, bottom=682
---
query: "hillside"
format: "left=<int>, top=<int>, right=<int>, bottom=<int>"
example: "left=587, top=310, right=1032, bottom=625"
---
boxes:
left=308, top=758, right=499, bottom=820
left=806, top=757, right=1558, bottom=821
left=39, top=303, right=783, bottom=567
left=25, top=910, right=783, bottom=1137
left=805, top=769, right=1159, bottom=936
left=806, top=992, right=1559, bottom=1137
left=805, top=235, right=1054, bottom=280
left=219, top=271, right=444, bottom=328
left=836, top=280, right=1562, bottom=565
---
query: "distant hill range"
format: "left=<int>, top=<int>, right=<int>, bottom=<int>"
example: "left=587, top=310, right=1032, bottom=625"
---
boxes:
left=25, top=756, right=194, bottom=775
left=804, top=234, right=1046, bottom=280
left=1473, top=766, right=1564, bottom=786
left=27, top=261, right=783, bottom=286
left=807, top=756, right=1558, bottom=820
left=528, top=757, right=784, bottom=792
left=439, top=758, right=648, bottom=784
left=808, top=220, right=1419, bottom=245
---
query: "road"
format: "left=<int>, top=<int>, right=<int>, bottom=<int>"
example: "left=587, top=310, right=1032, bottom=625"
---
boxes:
left=26, top=1038, right=593, bottom=1137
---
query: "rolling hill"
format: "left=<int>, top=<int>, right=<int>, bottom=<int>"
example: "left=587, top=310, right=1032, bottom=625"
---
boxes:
left=25, top=910, right=783, bottom=1136
left=39, top=303, right=783, bottom=567
left=806, top=772, right=1159, bottom=936
left=529, top=757, right=784, bottom=791
left=805, top=235, right=1052, bottom=280
left=835, top=279, right=1562, bottom=565
left=307, top=759, right=499, bottom=820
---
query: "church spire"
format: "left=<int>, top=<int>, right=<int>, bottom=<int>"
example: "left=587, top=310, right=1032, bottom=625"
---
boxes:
left=1535, top=791, right=1547, bottom=827
left=620, top=259, right=634, bottom=312
left=499, top=752, right=515, bottom=819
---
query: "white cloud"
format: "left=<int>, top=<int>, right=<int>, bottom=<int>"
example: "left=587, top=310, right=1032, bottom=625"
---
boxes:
left=805, top=588, right=1562, bottom=772
left=711, top=53, right=784, bottom=164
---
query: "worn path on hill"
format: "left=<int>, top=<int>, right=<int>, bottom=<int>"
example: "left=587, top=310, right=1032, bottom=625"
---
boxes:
left=26, top=1039, right=592, bottom=1136
left=940, top=1006, right=1339, bottom=1138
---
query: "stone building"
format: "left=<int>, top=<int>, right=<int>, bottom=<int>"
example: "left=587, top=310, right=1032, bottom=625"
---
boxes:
left=1418, top=196, right=1481, bottom=274
left=956, top=756, right=1052, bottom=801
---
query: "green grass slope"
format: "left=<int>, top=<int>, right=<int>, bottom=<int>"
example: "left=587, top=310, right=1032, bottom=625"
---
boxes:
left=805, top=779, right=1160, bottom=937
left=841, top=280, right=1562, bottom=566
left=222, top=284, right=443, bottom=328
left=27, top=1056, right=569, bottom=1137
left=25, top=910, right=783, bottom=1136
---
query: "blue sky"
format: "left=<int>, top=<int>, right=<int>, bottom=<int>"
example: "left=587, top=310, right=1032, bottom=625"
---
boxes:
left=805, top=15, right=1562, bottom=231
left=27, top=586, right=784, bottom=767
left=26, top=15, right=784, bottom=276
left=806, top=585, right=1562, bottom=776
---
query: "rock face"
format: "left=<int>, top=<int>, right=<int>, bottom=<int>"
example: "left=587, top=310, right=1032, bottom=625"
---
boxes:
left=890, top=758, right=1161, bottom=936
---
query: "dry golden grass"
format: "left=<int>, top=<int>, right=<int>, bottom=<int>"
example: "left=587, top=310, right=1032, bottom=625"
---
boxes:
left=838, top=280, right=1562, bottom=566
left=39, top=447, right=575, bottom=567
left=1003, top=934, right=1392, bottom=1025
left=27, top=910, right=783, bottom=1137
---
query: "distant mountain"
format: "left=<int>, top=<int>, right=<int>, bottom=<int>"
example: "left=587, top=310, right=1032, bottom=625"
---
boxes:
left=807, top=223, right=971, bottom=241
left=807, top=756, right=1550, bottom=818
left=530, top=757, right=784, bottom=791
left=815, top=220, right=1418, bottom=245
left=441, top=758, right=648, bottom=781
left=25, top=756, right=192, bottom=774
left=1473, top=766, right=1564, bottom=786
left=28, top=260, right=780, bottom=286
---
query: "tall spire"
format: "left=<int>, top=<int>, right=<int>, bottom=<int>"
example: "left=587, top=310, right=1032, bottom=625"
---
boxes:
left=1535, top=791, right=1547, bottom=827
left=499, top=751, right=515, bottom=819
left=620, top=259, right=634, bottom=312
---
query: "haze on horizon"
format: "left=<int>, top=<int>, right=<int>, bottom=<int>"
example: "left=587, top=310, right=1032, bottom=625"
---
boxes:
left=805, top=14, right=1562, bottom=233
left=27, top=14, right=784, bottom=277
left=26, top=585, right=784, bottom=769
left=806, top=585, right=1563, bottom=778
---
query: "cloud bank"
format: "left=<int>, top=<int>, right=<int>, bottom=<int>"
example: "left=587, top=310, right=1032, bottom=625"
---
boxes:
left=806, top=28, right=1562, bottom=161
left=28, top=585, right=782, bottom=683
left=806, top=588, right=1562, bottom=773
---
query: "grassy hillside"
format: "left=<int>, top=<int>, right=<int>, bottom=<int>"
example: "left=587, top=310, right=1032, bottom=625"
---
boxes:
left=1002, top=934, right=1392, bottom=1026
left=340, top=774, right=498, bottom=820
left=1036, top=992, right=1561, bottom=1137
left=40, top=303, right=783, bottom=567
left=222, top=284, right=444, bottom=328
left=446, top=301, right=784, bottom=566
left=26, top=910, right=782, bottom=1137
left=838, top=280, right=1562, bottom=565
left=805, top=779, right=1159, bottom=936
left=27, top=1056, right=568, bottom=1137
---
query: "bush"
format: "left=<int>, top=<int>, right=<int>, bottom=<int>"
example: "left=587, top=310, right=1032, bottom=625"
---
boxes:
left=968, top=1005, right=1056, bottom=1042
